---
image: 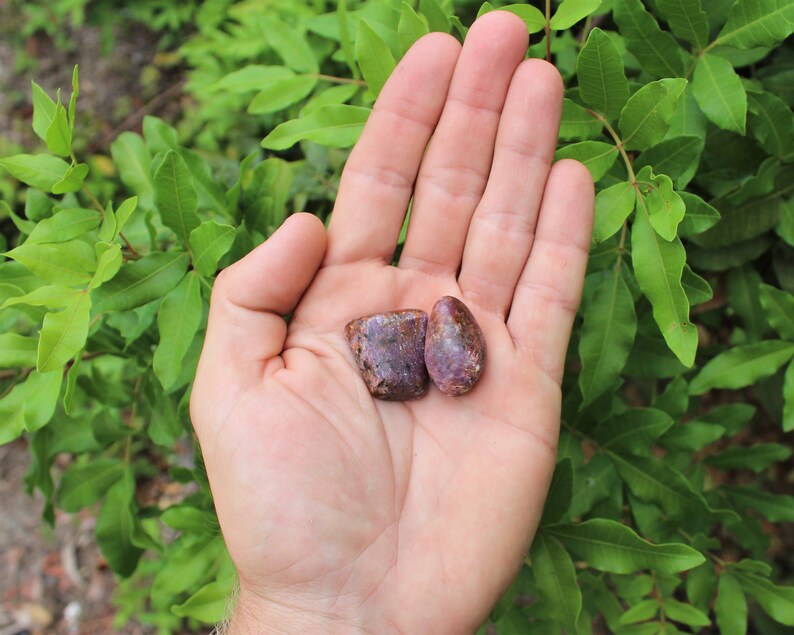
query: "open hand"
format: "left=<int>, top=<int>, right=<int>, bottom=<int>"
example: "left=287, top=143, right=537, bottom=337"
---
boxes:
left=191, top=12, right=594, bottom=634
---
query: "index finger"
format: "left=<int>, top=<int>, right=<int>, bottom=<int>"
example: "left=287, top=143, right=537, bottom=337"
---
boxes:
left=324, top=33, right=461, bottom=266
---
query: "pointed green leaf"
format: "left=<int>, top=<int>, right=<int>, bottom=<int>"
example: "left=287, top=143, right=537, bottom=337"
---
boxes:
left=153, top=273, right=203, bottom=391
left=748, top=91, right=794, bottom=160
left=577, top=28, right=629, bottom=120
left=722, top=485, right=794, bottom=522
left=559, top=98, right=603, bottom=141
left=398, top=2, right=429, bottom=55
left=0, top=154, right=71, bottom=192
left=660, top=421, right=725, bottom=451
left=784, top=361, right=794, bottom=432
left=154, top=150, right=200, bottom=246
left=52, top=162, right=89, bottom=195
left=595, top=408, right=674, bottom=454
left=579, top=270, right=637, bottom=405
left=31, top=81, right=57, bottom=142
left=716, top=573, right=748, bottom=635
left=92, top=251, right=189, bottom=313
left=682, top=264, right=713, bottom=306
left=656, top=0, right=709, bottom=49
left=547, top=519, right=705, bottom=573
left=530, top=532, right=581, bottom=632
left=37, top=293, right=91, bottom=372
left=189, top=221, right=236, bottom=277
left=63, top=349, right=81, bottom=416
left=89, top=243, right=123, bottom=290
left=677, top=192, right=721, bottom=238
left=56, top=458, right=125, bottom=512
left=262, top=16, right=319, bottom=73
left=759, top=283, right=794, bottom=340
left=356, top=20, right=396, bottom=98
left=248, top=74, right=318, bottom=114
left=212, top=65, right=293, bottom=93
left=26, top=208, right=101, bottom=244
left=631, top=197, right=697, bottom=366
left=302, top=83, right=360, bottom=116
left=664, top=599, right=710, bottom=627
left=420, top=0, right=450, bottom=32
left=619, top=599, right=658, bottom=625
left=5, top=241, right=96, bottom=286
left=569, top=454, right=618, bottom=518
left=110, top=132, right=153, bottom=208
left=716, top=0, right=794, bottom=49
left=706, top=443, right=791, bottom=472
left=692, top=196, right=780, bottom=249
left=667, top=87, right=708, bottom=139
left=262, top=104, right=371, bottom=150
left=68, top=65, right=79, bottom=131
left=634, top=136, right=704, bottom=190
left=45, top=100, right=72, bottom=157
left=690, top=340, right=794, bottom=394
left=619, top=79, right=687, bottom=151
left=593, top=181, right=635, bottom=243
left=172, top=578, right=234, bottom=623
left=554, top=140, right=618, bottom=181
left=613, top=0, right=686, bottom=78
left=550, top=0, right=602, bottom=30
left=96, top=473, right=144, bottom=576
left=541, top=458, right=573, bottom=526
left=636, top=167, right=686, bottom=241
left=0, top=334, right=38, bottom=367
left=736, top=572, right=794, bottom=626
left=692, top=54, right=747, bottom=134
left=0, top=285, right=80, bottom=310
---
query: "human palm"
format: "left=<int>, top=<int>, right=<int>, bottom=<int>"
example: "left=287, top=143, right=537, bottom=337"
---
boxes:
left=191, top=12, right=594, bottom=635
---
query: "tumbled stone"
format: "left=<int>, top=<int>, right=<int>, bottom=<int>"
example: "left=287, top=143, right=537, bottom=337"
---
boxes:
left=345, top=310, right=429, bottom=401
left=425, top=296, right=486, bottom=396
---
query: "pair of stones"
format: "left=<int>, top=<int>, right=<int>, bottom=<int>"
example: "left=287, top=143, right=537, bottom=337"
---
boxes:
left=344, top=296, right=486, bottom=401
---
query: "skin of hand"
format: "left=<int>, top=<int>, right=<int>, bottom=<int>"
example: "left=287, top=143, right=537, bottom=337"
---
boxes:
left=190, top=11, right=594, bottom=635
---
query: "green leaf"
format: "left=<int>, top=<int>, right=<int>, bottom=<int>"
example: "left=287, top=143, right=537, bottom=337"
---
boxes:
left=88, top=243, right=122, bottom=290
left=693, top=197, right=781, bottom=249
left=706, top=443, right=791, bottom=472
left=95, top=473, right=143, bottom=576
left=0, top=154, right=71, bottom=192
left=68, top=65, right=79, bottom=131
left=716, top=0, right=794, bottom=49
left=398, top=1, right=429, bottom=55
left=530, top=532, right=582, bottom=633
left=595, top=408, right=674, bottom=454
left=682, top=264, right=713, bottom=306
left=56, top=458, right=125, bottom=512
left=593, top=181, right=635, bottom=243
left=619, top=599, right=658, bottom=625
left=63, top=349, right=81, bottom=415
left=356, top=20, right=396, bottom=98
left=0, top=334, right=38, bottom=367
left=692, top=54, right=747, bottom=134
left=212, top=65, right=293, bottom=93
left=759, top=283, right=794, bottom=340
left=26, top=208, right=101, bottom=244
left=153, top=273, right=203, bottom=391
left=547, top=519, right=705, bottom=574
left=634, top=136, right=704, bottom=190
left=172, top=578, right=234, bottom=623
left=784, top=360, right=794, bottom=432
left=664, top=599, right=711, bottom=627
left=52, top=162, right=89, bottom=195
left=337, top=0, right=360, bottom=79
left=550, top=0, right=602, bottom=30
left=37, top=293, right=91, bottom=372
left=189, top=221, right=236, bottom=277
left=302, top=84, right=360, bottom=117
left=727, top=265, right=765, bottom=340
left=262, top=104, right=371, bottom=150
left=661, top=421, right=725, bottom=451
left=541, top=459, right=573, bottom=526
left=631, top=197, right=697, bottom=367
left=716, top=573, right=748, bottom=635
left=618, top=79, right=687, bottom=151
left=577, top=28, right=629, bottom=120
left=1, top=285, right=80, bottom=310
left=689, top=340, right=794, bottom=394
left=554, top=140, right=618, bottom=181
left=0, top=401, right=25, bottom=446
left=31, top=81, right=57, bottom=142
left=420, top=0, right=450, bottom=33
left=5, top=241, right=96, bottom=286
left=667, top=86, right=708, bottom=139
left=613, top=0, right=687, bottom=78
left=579, top=270, right=637, bottom=405
left=559, top=98, right=603, bottom=141
left=677, top=192, right=721, bottom=238
left=748, top=91, right=794, bottom=160
left=656, top=0, right=709, bottom=49
left=500, top=4, right=546, bottom=33
left=115, top=197, right=137, bottom=238
left=569, top=454, right=619, bottom=518
left=247, top=74, right=318, bottom=114
left=142, top=115, right=178, bottom=154
left=636, top=167, right=686, bottom=241
left=92, top=251, right=189, bottom=313
left=722, top=485, right=794, bottom=522
left=262, top=16, right=319, bottom=73
left=110, top=132, right=153, bottom=208
left=154, top=150, right=200, bottom=246
left=45, top=100, right=72, bottom=158
left=608, top=453, right=708, bottom=518
left=736, top=571, right=794, bottom=626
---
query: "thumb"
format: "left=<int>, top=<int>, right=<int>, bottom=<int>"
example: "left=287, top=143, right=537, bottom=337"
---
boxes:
left=195, top=213, right=326, bottom=401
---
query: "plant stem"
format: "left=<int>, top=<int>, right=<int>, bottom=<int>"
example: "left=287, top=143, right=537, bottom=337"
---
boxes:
left=545, top=0, right=552, bottom=62
left=312, top=73, right=366, bottom=86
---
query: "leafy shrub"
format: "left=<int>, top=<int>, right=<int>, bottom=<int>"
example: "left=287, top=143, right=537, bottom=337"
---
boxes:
left=1, top=0, right=793, bottom=633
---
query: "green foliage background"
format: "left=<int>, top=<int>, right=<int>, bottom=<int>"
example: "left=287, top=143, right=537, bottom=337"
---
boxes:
left=1, top=0, right=794, bottom=632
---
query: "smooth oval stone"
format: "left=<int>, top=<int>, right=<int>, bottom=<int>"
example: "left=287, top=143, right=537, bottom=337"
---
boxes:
left=425, top=296, right=486, bottom=396
left=345, top=309, right=429, bottom=401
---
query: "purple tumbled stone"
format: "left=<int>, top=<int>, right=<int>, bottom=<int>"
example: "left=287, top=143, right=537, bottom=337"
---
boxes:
left=345, top=310, right=429, bottom=401
left=425, top=296, right=486, bottom=396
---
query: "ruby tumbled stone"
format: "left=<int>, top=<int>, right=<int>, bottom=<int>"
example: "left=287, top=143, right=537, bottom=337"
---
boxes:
left=425, top=296, right=486, bottom=396
left=344, top=309, right=429, bottom=401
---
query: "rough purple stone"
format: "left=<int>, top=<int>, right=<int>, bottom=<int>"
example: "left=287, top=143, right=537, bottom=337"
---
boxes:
left=425, top=296, right=486, bottom=396
left=345, top=310, right=429, bottom=401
